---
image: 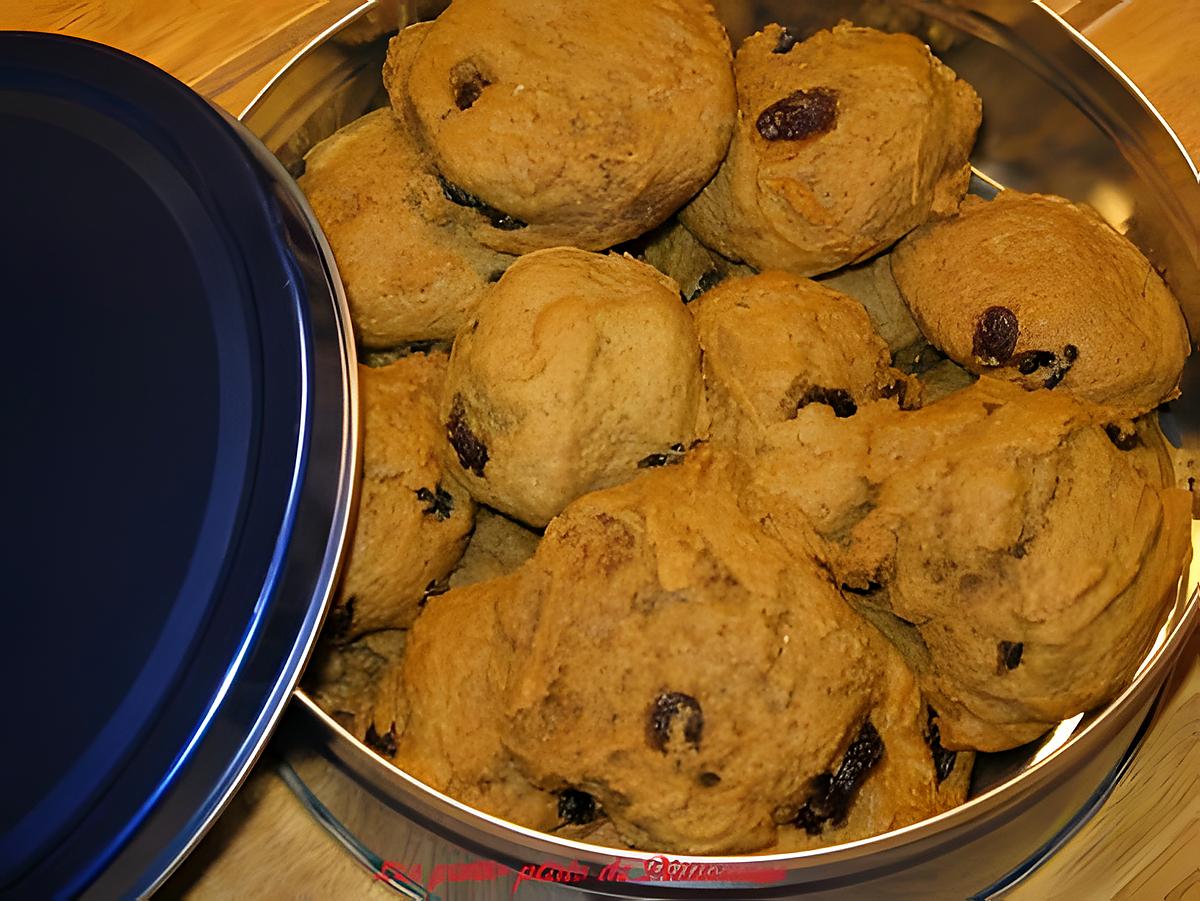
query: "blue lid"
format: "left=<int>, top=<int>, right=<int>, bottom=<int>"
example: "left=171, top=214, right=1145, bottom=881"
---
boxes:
left=0, top=33, right=355, bottom=899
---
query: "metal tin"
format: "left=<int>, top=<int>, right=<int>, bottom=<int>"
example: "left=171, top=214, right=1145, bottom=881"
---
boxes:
left=241, top=1, right=1200, bottom=897
left=0, top=33, right=357, bottom=899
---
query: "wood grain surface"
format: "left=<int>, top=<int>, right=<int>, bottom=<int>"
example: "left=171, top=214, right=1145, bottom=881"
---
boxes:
left=6, top=1, right=1198, bottom=898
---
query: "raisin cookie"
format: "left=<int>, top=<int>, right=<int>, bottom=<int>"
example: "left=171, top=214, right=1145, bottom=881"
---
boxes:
left=440, top=248, right=703, bottom=527
left=691, top=271, right=918, bottom=453
left=393, top=0, right=736, bottom=253
left=329, top=353, right=475, bottom=639
left=505, top=450, right=963, bottom=853
left=680, top=22, right=980, bottom=275
left=749, top=380, right=1190, bottom=750
left=380, top=573, right=559, bottom=830
left=300, top=67, right=514, bottom=347
left=891, top=191, right=1191, bottom=415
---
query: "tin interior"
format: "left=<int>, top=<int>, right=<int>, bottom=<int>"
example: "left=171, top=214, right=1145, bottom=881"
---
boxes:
left=241, top=0, right=1200, bottom=875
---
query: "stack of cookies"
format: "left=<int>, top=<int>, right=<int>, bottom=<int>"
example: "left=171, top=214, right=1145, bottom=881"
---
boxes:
left=298, top=0, right=1192, bottom=854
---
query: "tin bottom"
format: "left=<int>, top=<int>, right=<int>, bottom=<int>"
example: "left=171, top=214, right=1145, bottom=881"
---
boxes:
left=273, top=686, right=1162, bottom=901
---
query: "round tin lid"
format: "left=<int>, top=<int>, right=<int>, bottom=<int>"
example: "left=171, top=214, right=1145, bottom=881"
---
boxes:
left=0, top=33, right=355, bottom=898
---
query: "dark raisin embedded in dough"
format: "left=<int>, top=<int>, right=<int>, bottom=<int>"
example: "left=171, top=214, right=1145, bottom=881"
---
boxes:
left=1104, top=423, right=1141, bottom=451
left=698, top=771, right=722, bottom=787
left=773, top=27, right=799, bottom=54
left=998, top=640, right=1024, bottom=672
left=793, top=720, right=884, bottom=834
left=756, top=88, right=839, bottom=141
left=557, top=789, right=598, bottom=825
left=446, top=394, right=489, bottom=477
left=1014, top=349, right=1056, bottom=375
left=450, top=60, right=490, bottom=110
left=647, top=691, right=704, bottom=752
left=972, top=306, right=1019, bottom=365
left=415, top=484, right=455, bottom=521
left=797, top=386, right=857, bottom=418
left=437, top=175, right=527, bottom=231
left=925, top=707, right=957, bottom=784
left=1044, top=346, right=1077, bottom=389
left=326, top=596, right=355, bottom=639
left=364, top=721, right=398, bottom=758
left=637, top=443, right=687, bottom=469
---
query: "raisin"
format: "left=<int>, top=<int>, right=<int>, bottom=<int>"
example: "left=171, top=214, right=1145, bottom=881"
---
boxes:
left=326, top=596, right=354, bottom=639
left=1014, top=350, right=1056, bottom=375
left=972, top=306, right=1019, bottom=365
left=925, top=707, right=957, bottom=784
left=794, top=720, right=884, bottom=834
left=998, top=640, right=1023, bottom=672
left=773, top=27, right=799, bottom=54
left=446, top=394, right=489, bottom=477
left=797, top=386, right=857, bottom=418
left=698, top=772, right=722, bottom=787
left=437, top=175, right=527, bottom=231
left=1104, top=424, right=1141, bottom=451
left=557, top=789, right=597, bottom=825
left=756, top=88, right=838, bottom=141
left=417, top=578, right=450, bottom=610
left=637, top=444, right=687, bottom=469
left=450, top=61, right=490, bottom=110
left=415, top=484, right=455, bottom=521
left=686, top=269, right=722, bottom=302
left=364, top=721, right=398, bottom=758
left=1043, top=346, right=1077, bottom=389
left=647, top=692, right=704, bottom=752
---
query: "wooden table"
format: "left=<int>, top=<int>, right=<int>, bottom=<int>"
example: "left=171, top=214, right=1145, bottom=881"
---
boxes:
left=6, top=2, right=1198, bottom=898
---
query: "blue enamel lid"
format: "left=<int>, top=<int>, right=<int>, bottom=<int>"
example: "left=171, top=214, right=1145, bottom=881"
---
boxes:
left=0, top=33, right=356, bottom=899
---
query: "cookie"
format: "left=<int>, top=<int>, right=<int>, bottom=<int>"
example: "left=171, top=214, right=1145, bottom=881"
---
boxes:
left=304, top=629, right=408, bottom=738
left=448, top=507, right=541, bottom=589
left=680, top=22, right=980, bottom=275
left=691, top=271, right=918, bottom=453
left=440, top=248, right=703, bottom=527
left=329, top=353, right=475, bottom=638
left=393, top=0, right=736, bottom=253
left=300, top=27, right=514, bottom=348
left=382, top=573, right=558, bottom=830
left=749, top=380, right=1190, bottom=750
left=816, top=253, right=923, bottom=355
left=505, top=450, right=961, bottom=853
left=891, top=191, right=1191, bottom=415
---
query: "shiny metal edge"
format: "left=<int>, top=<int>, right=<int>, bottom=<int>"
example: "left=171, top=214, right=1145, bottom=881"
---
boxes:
left=139, top=116, right=361, bottom=896
left=238, top=0, right=380, bottom=122
left=246, top=0, right=1200, bottom=883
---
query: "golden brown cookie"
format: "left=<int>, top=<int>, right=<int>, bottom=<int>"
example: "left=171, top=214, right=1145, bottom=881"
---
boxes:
left=691, top=271, right=918, bottom=453
left=680, top=22, right=980, bottom=275
left=749, top=380, right=1190, bottom=750
left=440, top=248, right=703, bottom=527
left=329, top=353, right=475, bottom=638
left=301, top=32, right=514, bottom=348
left=382, top=573, right=558, bottom=830
left=891, top=191, right=1191, bottom=415
left=393, top=0, right=736, bottom=253
left=504, top=450, right=960, bottom=853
